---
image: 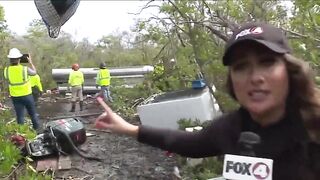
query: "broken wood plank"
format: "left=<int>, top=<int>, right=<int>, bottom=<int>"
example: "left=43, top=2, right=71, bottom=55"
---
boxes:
left=36, top=155, right=71, bottom=171
left=36, top=157, right=58, bottom=171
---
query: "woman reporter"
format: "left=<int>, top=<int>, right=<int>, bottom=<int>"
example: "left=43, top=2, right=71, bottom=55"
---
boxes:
left=95, top=22, right=320, bottom=180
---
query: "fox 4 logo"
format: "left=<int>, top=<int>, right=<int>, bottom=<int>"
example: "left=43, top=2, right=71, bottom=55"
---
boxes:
left=226, top=161, right=270, bottom=179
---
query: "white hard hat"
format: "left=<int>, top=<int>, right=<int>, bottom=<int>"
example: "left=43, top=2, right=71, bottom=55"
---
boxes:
left=7, top=48, right=23, bottom=58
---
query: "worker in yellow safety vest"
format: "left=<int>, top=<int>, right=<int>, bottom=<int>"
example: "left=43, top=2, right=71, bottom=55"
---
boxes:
left=96, top=62, right=113, bottom=102
left=3, top=48, right=40, bottom=130
left=68, top=63, right=84, bottom=112
left=30, top=74, right=43, bottom=106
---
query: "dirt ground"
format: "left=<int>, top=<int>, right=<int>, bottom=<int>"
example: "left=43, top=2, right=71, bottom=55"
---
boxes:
left=36, top=95, right=180, bottom=180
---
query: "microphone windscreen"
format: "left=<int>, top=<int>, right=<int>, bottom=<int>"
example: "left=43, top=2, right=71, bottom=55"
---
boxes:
left=238, top=131, right=260, bottom=145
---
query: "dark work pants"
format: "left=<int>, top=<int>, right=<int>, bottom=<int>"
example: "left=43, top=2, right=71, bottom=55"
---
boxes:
left=11, top=94, right=40, bottom=130
left=32, top=86, right=40, bottom=106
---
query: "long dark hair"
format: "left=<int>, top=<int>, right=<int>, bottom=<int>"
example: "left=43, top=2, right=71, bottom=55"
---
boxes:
left=226, top=54, right=320, bottom=141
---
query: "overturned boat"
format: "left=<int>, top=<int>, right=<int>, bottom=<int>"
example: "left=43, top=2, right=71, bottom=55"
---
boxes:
left=137, top=86, right=221, bottom=130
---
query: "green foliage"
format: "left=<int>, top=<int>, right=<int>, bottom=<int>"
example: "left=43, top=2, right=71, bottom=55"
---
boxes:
left=18, top=160, right=53, bottom=180
left=214, top=91, right=239, bottom=113
left=0, top=109, right=32, bottom=176
left=288, top=1, right=320, bottom=72
left=26, top=19, right=47, bottom=38
left=135, top=0, right=320, bottom=112
left=1, top=0, right=320, bottom=178
left=180, top=157, right=223, bottom=180
left=110, top=81, right=157, bottom=119
left=0, top=5, right=10, bottom=95
left=177, top=118, right=202, bottom=130
left=0, top=106, right=50, bottom=178
left=0, top=138, right=21, bottom=175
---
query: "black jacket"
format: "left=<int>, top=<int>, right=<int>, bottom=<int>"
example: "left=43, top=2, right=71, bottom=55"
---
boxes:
left=138, top=108, right=320, bottom=180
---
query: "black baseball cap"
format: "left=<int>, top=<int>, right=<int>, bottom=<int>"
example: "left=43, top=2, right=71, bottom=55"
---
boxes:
left=222, top=22, right=292, bottom=66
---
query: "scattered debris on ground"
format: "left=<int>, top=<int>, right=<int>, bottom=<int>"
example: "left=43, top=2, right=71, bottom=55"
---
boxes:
left=34, top=96, right=180, bottom=180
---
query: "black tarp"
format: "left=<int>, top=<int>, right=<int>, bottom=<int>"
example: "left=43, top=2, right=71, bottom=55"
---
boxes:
left=34, top=0, right=80, bottom=38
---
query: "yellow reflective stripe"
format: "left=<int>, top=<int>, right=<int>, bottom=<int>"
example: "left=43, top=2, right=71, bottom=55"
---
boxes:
left=5, top=67, right=8, bottom=80
left=23, top=66, right=27, bottom=82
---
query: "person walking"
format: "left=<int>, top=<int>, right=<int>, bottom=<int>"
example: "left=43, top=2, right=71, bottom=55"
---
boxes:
left=4, top=48, right=40, bottom=130
left=30, top=74, right=43, bottom=106
left=68, top=63, right=84, bottom=112
left=96, top=62, right=113, bottom=102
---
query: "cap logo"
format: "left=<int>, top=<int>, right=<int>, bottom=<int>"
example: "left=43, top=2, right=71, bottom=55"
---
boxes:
left=235, top=27, right=263, bottom=40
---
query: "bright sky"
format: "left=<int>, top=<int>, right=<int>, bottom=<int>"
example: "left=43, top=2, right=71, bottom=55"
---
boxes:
left=0, top=1, right=152, bottom=43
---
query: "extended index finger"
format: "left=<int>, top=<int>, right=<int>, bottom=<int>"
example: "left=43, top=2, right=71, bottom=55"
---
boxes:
left=96, top=97, right=112, bottom=114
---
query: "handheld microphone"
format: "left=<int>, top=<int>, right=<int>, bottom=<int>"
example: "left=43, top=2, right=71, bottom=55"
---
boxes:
left=237, top=131, right=261, bottom=157
left=222, top=131, right=273, bottom=180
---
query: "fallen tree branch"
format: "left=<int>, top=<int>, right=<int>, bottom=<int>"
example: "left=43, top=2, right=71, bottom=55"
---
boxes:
left=281, top=28, right=320, bottom=43
left=168, top=0, right=190, bottom=21
left=204, top=25, right=229, bottom=42
left=1, top=163, right=22, bottom=179
left=128, top=0, right=160, bottom=16
left=153, top=41, right=170, bottom=60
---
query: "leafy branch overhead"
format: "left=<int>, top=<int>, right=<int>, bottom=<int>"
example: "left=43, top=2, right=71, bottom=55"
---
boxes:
left=130, top=0, right=320, bottom=112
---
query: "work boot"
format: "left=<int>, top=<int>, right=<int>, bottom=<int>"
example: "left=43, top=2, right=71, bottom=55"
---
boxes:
left=70, top=102, right=76, bottom=112
left=79, top=101, right=84, bottom=111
